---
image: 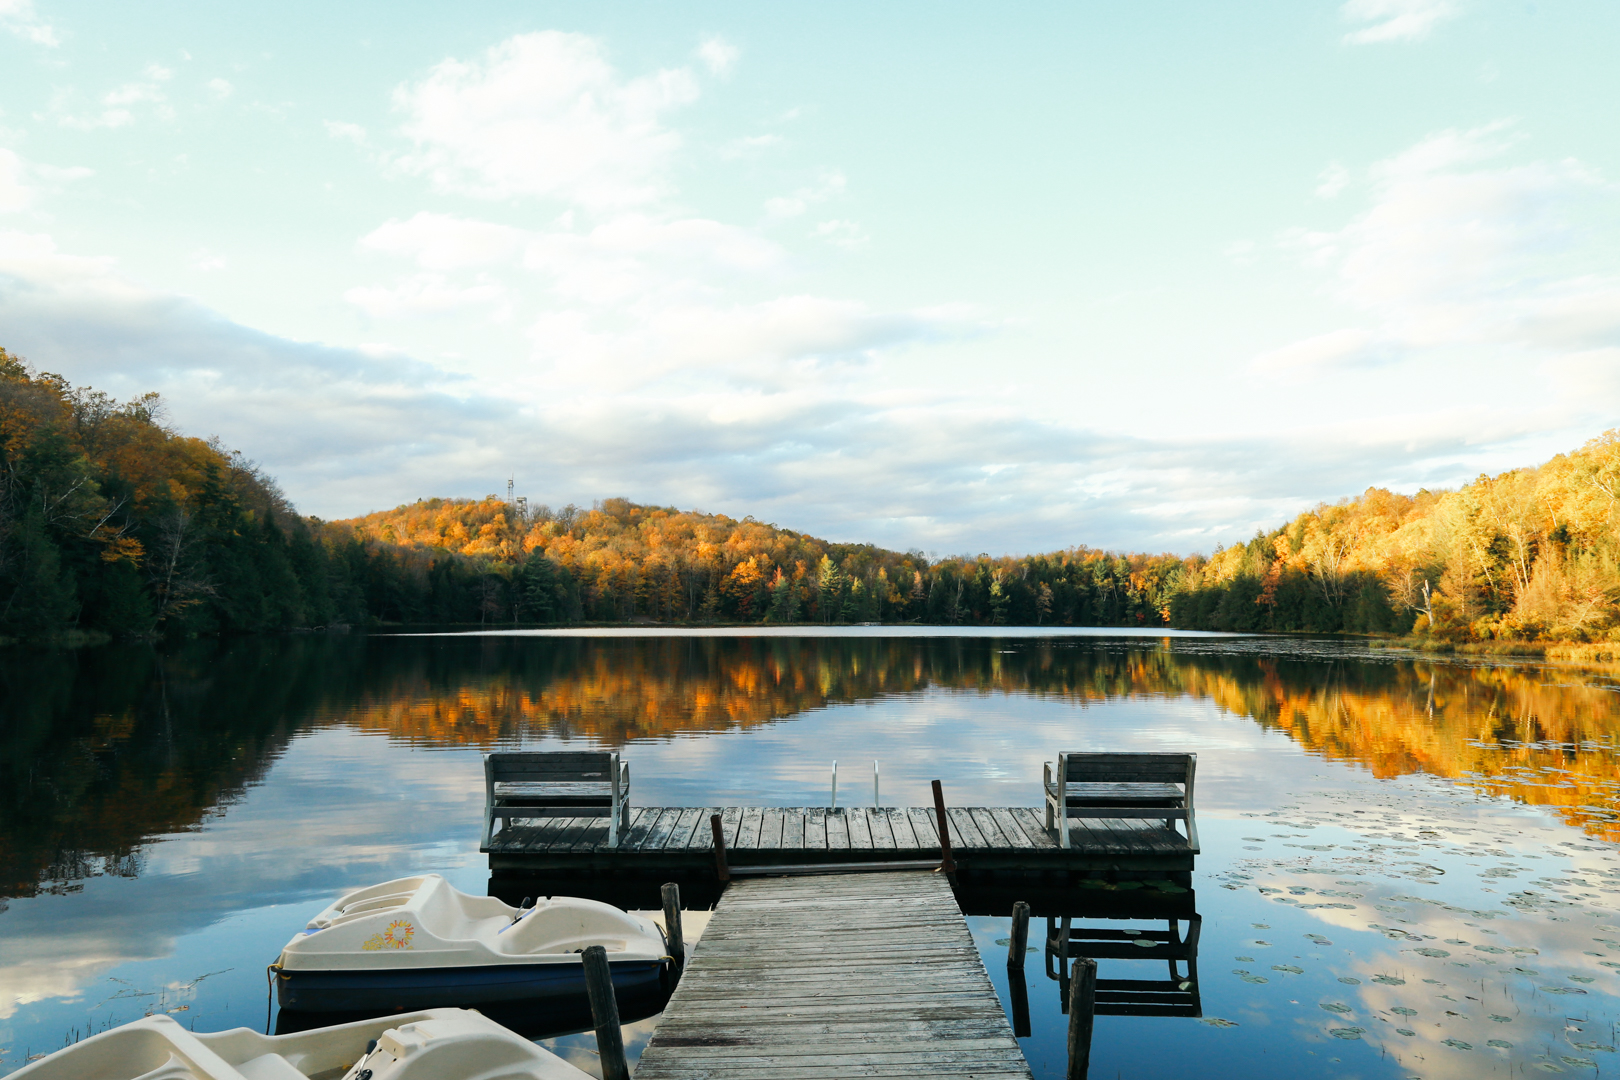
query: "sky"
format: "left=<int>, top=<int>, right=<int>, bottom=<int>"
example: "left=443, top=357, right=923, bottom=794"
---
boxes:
left=1, top=1, right=1617, bottom=556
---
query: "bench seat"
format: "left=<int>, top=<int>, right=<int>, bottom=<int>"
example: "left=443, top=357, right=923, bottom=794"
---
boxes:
left=481, top=751, right=629, bottom=850
left=1044, top=752, right=1198, bottom=853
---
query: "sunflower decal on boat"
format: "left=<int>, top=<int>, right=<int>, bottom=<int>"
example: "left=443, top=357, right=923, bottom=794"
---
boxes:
left=361, top=920, right=416, bottom=951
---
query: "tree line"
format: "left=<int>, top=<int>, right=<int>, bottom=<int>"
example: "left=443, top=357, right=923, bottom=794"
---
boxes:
left=6, top=343, right=1616, bottom=643
left=1170, top=433, right=1620, bottom=644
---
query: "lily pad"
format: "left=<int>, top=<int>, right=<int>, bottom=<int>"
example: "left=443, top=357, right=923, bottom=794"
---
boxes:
left=1414, top=948, right=1452, bottom=957
left=1273, top=965, right=1304, bottom=975
left=1198, top=1017, right=1238, bottom=1028
left=1372, top=975, right=1406, bottom=986
left=1328, top=1028, right=1364, bottom=1040
left=1489, top=1014, right=1512, bottom=1023
left=1488, top=1039, right=1513, bottom=1048
left=1390, top=1007, right=1418, bottom=1016
left=1319, top=1002, right=1353, bottom=1015
left=1443, top=1039, right=1474, bottom=1050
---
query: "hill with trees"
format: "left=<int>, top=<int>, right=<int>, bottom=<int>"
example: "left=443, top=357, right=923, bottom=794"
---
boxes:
left=4, top=342, right=1616, bottom=645
left=1170, top=432, right=1620, bottom=647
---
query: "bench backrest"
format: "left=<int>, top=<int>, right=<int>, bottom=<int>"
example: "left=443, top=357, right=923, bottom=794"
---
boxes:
left=1059, top=752, right=1194, bottom=786
left=486, top=751, right=617, bottom=784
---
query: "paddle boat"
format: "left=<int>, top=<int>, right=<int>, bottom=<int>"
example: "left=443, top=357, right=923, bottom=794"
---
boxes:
left=10, top=1007, right=593, bottom=1079
left=273, top=874, right=671, bottom=1017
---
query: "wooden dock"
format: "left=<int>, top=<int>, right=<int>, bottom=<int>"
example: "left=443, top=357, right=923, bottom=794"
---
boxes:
left=634, top=870, right=1033, bottom=1080
left=484, top=806, right=1194, bottom=876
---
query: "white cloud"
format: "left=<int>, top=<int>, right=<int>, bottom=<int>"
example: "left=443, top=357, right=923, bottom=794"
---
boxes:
left=764, top=171, right=846, bottom=219
left=1251, top=328, right=1390, bottom=375
left=325, top=120, right=368, bottom=145
left=0, top=0, right=57, bottom=46
left=0, top=222, right=1597, bottom=553
left=1258, top=122, right=1620, bottom=401
left=813, top=219, right=868, bottom=249
left=721, top=133, right=784, bottom=159
left=0, top=149, right=30, bottom=213
left=1316, top=161, right=1350, bottom=199
left=1341, top=0, right=1459, bottom=45
left=59, top=64, right=175, bottom=130
left=207, top=78, right=233, bottom=101
left=697, top=37, right=739, bottom=78
left=345, top=272, right=510, bottom=320
left=392, top=31, right=699, bottom=208
left=189, top=248, right=227, bottom=272
left=359, top=212, right=525, bottom=270
left=1223, top=239, right=1256, bottom=266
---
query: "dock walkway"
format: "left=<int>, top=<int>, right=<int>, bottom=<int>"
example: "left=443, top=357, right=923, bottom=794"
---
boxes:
left=485, top=806, right=1194, bottom=876
left=634, top=870, right=1033, bottom=1080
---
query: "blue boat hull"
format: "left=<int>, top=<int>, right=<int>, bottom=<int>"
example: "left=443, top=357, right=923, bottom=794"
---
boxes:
left=276, top=958, right=669, bottom=1015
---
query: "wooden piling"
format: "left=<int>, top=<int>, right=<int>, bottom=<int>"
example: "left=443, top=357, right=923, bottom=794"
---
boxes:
left=1008, top=900, right=1030, bottom=969
left=710, top=812, right=730, bottom=882
left=931, top=779, right=957, bottom=874
left=1066, top=956, right=1097, bottom=1080
left=660, top=882, right=684, bottom=971
left=582, top=944, right=630, bottom=1080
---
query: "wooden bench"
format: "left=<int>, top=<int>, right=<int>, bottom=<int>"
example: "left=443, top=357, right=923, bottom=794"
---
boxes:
left=480, top=750, right=630, bottom=850
left=1043, top=752, right=1198, bottom=852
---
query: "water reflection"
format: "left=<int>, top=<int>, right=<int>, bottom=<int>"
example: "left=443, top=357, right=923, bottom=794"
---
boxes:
left=6, top=632, right=1620, bottom=1079
left=7, top=634, right=1620, bottom=901
left=1043, top=891, right=1202, bottom=1019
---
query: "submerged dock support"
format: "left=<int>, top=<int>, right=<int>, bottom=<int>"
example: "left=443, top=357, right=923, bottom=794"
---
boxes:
left=660, top=882, right=685, bottom=972
left=582, top=944, right=630, bottom=1080
left=709, top=812, right=730, bottom=882
left=932, top=779, right=957, bottom=874
left=1067, top=955, right=1098, bottom=1080
left=1008, top=899, right=1030, bottom=970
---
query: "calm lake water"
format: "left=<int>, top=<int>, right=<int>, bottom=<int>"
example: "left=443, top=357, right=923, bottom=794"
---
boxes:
left=5, top=628, right=1620, bottom=1078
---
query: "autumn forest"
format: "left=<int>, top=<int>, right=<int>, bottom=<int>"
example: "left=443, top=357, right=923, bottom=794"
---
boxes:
left=3, top=349, right=1617, bottom=646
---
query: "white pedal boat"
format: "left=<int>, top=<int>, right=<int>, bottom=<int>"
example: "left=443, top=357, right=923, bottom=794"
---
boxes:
left=273, top=875, right=670, bottom=1018
left=10, top=1007, right=592, bottom=1079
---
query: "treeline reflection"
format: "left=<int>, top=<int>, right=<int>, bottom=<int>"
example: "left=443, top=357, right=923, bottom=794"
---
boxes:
left=5, top=636, right=1619, bottom=898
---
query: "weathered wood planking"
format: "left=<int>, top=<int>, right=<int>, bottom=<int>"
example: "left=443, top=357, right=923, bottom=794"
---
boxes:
left=635, top=871, right=1033, bottom=1080
left=486, top=806, right=1195, bottom=874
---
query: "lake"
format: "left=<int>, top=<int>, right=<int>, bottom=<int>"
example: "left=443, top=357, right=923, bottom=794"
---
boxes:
left=4, top=628, right=1620, bottom=1078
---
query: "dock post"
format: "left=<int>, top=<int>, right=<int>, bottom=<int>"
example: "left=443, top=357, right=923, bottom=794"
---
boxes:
left=1007, top=900, right=1030, bottom=970
left=1066, top=956, right=1097, bottom=1080
left=582, top=944, right=631, bottom=1080
left=931, top=779, right=957, bottom=874
left=661, top=882, right=685, bottom=972
left=710, top=813, right=730, bottom=882
left=873, top=760, right=880, bottom=807
left=831, top=759, right=838, bottom=811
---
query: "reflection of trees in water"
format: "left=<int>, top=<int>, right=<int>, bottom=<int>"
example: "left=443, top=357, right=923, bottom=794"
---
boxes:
left=6, top=636, right=1620, bottom=898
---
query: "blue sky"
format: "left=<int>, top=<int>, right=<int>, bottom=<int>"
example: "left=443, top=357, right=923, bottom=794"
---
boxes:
left=1, top=1, right=1617, bottom=555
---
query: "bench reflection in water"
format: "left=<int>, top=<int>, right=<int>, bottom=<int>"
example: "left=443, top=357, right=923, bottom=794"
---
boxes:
left=1043, top=888, right=1201, bottom=1020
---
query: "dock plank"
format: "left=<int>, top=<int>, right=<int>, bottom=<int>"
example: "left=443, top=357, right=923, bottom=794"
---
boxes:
left=846, top=807, right=874, bottom=850
left=908, top=807, right=942, bottom=852
left=825, top=808, right=850, bottom=850
left=735, top=806, right=764, bottom=851
left=805, top=806, right=828, bottom=850
left=886, top=808, right=921, bottom=852
left=635, top=871, right=1031, bottom=1080
left=759, top=808, right=786, bottom=851
left=781, top=808, right=807, bottom=851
